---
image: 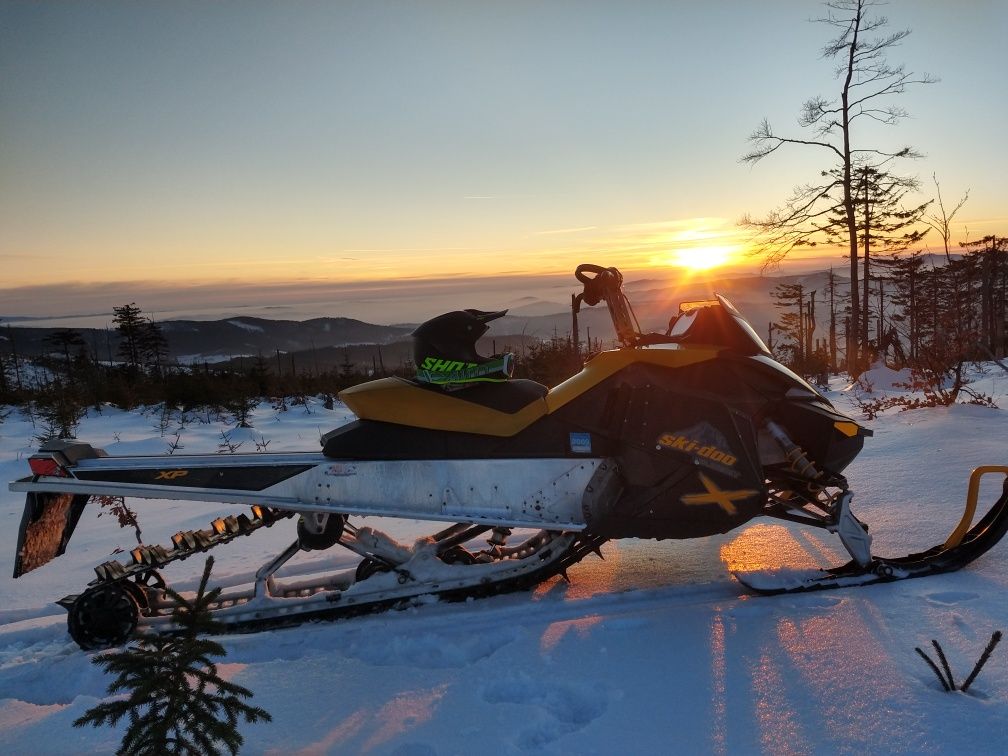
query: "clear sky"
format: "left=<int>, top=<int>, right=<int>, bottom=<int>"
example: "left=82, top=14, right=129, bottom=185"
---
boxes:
left=1, top=1, right=1005, bottom=321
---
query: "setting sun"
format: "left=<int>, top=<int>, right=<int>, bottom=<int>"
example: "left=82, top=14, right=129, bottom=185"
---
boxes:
left=670, top=245, right=738, bottom=271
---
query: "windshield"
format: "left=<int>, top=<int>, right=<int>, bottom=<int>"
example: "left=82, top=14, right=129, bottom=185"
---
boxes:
left=667, top=295, right=772, bottom=356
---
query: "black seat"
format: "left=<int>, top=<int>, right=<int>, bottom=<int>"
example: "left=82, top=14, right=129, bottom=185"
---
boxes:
left=411, top=378, right=547, bottom=414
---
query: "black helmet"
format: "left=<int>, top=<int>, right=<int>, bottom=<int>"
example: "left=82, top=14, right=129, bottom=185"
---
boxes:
left=412, top=309, right=506, bottom=371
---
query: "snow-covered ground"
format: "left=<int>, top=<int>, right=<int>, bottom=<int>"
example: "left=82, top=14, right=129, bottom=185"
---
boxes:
left=2, top=366, right=1008, bottom=754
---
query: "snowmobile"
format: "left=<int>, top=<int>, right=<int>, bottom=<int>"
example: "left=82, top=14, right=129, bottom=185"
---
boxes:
left=10, top=264, right=1008, bottom=649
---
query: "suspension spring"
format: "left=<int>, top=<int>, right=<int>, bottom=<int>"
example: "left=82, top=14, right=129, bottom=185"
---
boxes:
left=765, top=420, right=822, bottom=481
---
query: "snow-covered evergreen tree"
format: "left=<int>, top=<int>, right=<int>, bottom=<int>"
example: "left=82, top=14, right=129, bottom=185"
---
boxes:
left=73, top=557, right=271, bottom=755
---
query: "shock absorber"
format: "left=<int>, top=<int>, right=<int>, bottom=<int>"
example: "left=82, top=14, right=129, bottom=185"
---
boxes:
left=764, top=420, right=821, bottom=481
left=764, top=420, right=871, bottom=565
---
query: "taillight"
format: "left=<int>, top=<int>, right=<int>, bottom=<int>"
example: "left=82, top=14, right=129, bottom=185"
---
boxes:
left=28, top=457, right=67, bottom=477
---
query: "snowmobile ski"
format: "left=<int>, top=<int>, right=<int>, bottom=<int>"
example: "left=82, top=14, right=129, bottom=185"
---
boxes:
left=735, top=467, right=1008, bottom=594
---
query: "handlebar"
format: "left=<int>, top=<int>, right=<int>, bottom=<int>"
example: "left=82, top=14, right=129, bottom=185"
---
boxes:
left=573, top=263, right=636, bottom=348
left=575, top=264, right=623, bottom=307
left=574, top=263, right=611, bottom=284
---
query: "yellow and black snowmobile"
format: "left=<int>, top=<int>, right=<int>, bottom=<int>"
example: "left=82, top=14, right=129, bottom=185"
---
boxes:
left=10, top=264, right=1008, bottom=648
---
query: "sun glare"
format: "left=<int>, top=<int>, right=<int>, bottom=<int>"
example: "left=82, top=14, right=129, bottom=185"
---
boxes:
left=671, top=245, right=737, bottom=271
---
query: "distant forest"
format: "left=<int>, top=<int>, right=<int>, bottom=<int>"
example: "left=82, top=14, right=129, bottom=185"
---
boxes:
left=768, top=236, right=1008, bottom=378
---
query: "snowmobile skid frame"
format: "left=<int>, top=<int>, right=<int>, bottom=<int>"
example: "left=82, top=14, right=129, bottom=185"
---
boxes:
left=9, top=263, right=1008, bottom=648
left=56, top=507, right=607, bottom=649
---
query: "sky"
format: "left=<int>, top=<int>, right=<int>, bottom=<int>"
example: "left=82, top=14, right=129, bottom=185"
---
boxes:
left=1, top=1, right=1006, bottom=323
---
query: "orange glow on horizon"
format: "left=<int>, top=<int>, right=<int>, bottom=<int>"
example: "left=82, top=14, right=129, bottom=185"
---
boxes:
left=667, top=244, right=740, bottom=271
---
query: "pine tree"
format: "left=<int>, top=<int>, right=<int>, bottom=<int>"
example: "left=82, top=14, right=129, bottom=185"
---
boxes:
left=113, top=303, right=146, bottom=374
left=821, top=163, right=930, bottom=351
left=44, top=328, right=87, bottom=381
left=138, top=319, right=169, bottom=378
left=960, top=235, right=1008, bottom=357
left=770, top=282, right=806, bottom=368
left=74, top=557, right=271, bottom=755
left=874, top=250, right=926, bottom=362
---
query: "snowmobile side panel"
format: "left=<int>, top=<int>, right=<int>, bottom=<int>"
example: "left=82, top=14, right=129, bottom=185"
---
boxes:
left=305, top=458, right=600, bottom=528
left=13, top=490, right=89, bottom=578
left=322, top=415, right=617, bottom=460
left=72, top=462, right=315, bottom=491
left=581, top=388, right=768, bottom=539
left=546, top=346, right=720, bottom=413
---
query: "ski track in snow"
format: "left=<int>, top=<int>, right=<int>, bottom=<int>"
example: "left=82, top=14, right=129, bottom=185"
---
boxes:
left=2, top=367, right=1008, bottom=754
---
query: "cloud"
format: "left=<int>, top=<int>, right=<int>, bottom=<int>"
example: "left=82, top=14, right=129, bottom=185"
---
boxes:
left=533, top=226, right=598, bottom=236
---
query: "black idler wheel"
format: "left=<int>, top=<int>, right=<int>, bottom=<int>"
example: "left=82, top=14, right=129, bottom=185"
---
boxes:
left=439, top=545, right=478, bottom=565
left=297, top=514, right=346, bottom=551
left=67, top=582, right=140, bottom=650
left=354, top=557, right=392, bottom=582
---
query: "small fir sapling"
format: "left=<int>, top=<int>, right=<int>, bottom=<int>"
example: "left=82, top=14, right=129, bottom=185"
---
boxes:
left=73, top=556, right=272, bottom=755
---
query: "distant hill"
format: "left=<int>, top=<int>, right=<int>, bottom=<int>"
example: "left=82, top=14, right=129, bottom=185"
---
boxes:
left=1, top=316, right=411, bottom=363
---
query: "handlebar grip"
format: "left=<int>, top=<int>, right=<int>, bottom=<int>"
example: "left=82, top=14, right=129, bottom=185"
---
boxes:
left=575, top=263, right=609, bottom=284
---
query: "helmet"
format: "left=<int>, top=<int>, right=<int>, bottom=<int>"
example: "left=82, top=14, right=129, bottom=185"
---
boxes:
left=412, top=309, right=515, bottom=386
left=412, top=308, right=506, bottom=371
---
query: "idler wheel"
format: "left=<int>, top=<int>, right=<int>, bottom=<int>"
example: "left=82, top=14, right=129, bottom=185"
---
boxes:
left=120, top=570, right=166, bottom=610
left=297, top=513, right=346, bottom=551
left=67, top=582, right=140, bottom=650
left=439, top=545, right=477, bottom=565
left=354, top=557, right=392, bottom=582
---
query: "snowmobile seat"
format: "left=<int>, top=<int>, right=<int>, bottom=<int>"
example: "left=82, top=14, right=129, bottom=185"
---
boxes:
left=338, top=377, right=549, bottom=438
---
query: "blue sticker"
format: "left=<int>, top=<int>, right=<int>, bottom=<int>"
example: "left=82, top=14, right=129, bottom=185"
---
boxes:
left=569, top=432, right=592, bottom=455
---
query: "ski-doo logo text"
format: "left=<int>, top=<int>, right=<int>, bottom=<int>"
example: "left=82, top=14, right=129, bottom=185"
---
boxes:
left=155, top=470, right=189, bottom=480
left=420, top=357, right=478, bottom=372
left=656, top=433, right=737, bottom=466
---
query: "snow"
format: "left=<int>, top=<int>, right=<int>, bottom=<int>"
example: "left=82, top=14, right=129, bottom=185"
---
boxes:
left=227, top=319, right=265, bottom=333
left=847, top=360, right=914, bottom=392
left=2, top=368, right=1008, bottom=754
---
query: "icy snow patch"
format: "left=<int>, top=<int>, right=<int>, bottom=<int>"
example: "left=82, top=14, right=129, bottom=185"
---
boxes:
left=226, top=319, right=264, bottom=332
left=846, top=361, right=913, bottom=392
left=344, top=626, right=519, bottom=668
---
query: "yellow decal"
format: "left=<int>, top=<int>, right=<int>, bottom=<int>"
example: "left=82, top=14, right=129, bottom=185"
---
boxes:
left=657, top=433, right=738, bottom=467
left=155, top=470, right=189, bottom=481
left=680, top=473, right=758, bottom=515
left=834, top=421, right=859, bottom=438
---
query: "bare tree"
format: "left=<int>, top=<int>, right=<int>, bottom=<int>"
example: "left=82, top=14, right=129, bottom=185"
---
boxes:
left=741, top=0, right=936, bottom=371
left=923, top=175, right=970, bottom=264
